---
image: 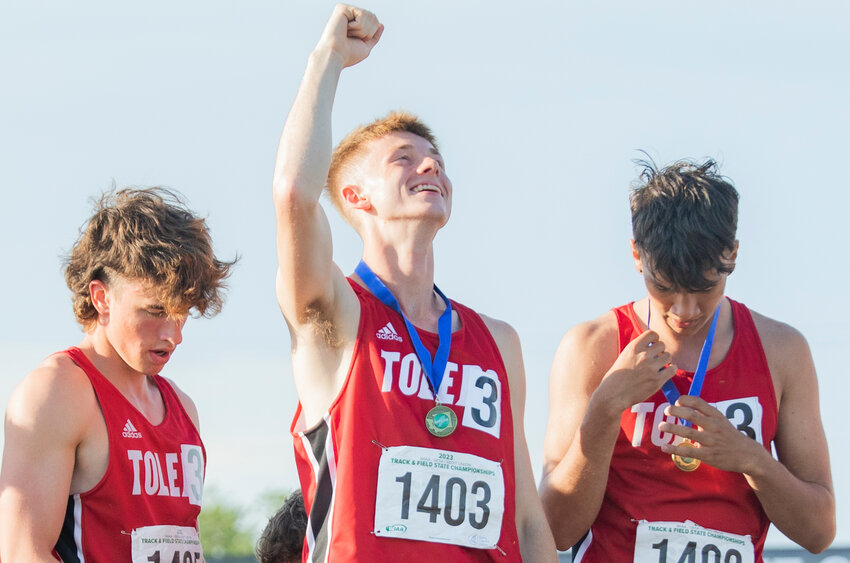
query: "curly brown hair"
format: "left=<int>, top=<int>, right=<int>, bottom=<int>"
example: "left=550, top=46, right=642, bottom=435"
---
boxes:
left=65, top=187, right=235, bottom=329
left=326, top=110, right=439, bottom=221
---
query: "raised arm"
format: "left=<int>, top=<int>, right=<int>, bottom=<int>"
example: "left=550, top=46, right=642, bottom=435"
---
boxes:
left=0, top=362, right=93, bottom=561
left=539, top=315, right=674, bottom=550
left=272, top=4, right=382, bottom=327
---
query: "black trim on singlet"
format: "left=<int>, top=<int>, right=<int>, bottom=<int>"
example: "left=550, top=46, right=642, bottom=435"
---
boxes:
left=304, top=419, right=334, bottom=562
left=572, top=531, right=589, bottom=561
left=54, top=496, right=82, bottom=563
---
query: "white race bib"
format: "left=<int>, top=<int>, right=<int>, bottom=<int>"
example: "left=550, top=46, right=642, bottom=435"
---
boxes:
left=634, top=520, right=754, bottom=563
left=131, top=525, right=204, bottom=563
left=374, top=445, right=504, bottom=549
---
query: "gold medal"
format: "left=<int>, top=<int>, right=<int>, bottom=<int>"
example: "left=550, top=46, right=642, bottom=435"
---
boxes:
left=425, top=404, right=457, bottom=438
left=671, top=439, right=701, bottom=471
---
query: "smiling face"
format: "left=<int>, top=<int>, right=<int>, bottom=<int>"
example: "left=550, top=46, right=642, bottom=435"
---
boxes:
left=90, top=276, right=187, bottom=376
left=344, top=131, right=453, bottom=227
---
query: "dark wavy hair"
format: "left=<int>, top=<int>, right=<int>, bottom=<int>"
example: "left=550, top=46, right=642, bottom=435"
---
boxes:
left=65, top=187, right=235, bottom=329
left=256, top=490, right=306, bottom=563
left=630, top=158, right=738, bottom=291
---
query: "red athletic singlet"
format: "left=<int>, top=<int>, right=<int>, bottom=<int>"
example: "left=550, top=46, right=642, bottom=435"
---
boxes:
left=574, top=299, right=778, bottom=563
left=54, top=347, right=206, bottom=563
left=291, top=280, right=521, bottom=562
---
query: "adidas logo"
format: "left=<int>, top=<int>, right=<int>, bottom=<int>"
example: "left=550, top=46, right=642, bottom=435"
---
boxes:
left=122, top=419, right=143, bottom=439
left=376, top=322, right=403, bottom=342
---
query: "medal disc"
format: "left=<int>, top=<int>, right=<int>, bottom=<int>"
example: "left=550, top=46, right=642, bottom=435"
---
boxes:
left=671, top=439, right=701, bottom=472
left=425, top=405, right=457, bottom=438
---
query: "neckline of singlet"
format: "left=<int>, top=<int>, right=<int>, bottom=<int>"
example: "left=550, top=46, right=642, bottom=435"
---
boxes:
left=628, top=298, right=737, bottom=377
left=351, top=276, right=466, bottom=340
left=66, top=346, right=172, bottom=429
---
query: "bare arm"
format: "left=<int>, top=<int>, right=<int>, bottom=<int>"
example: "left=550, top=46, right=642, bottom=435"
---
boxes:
left=482, top=315, right=557, bottom=562
left=662, top=317, right=835, bottom=553
left=0, top=361, right=95, bottom=561
left=539, top=315, right=675, bottom=550
left=272, top=4, right=382, bottom=329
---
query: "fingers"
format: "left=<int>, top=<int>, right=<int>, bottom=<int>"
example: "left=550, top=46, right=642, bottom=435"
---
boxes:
left=633, top=329, right=662, bottom=351
left=345, top=6, right=381, bottom=40
left=659, top=421, right=701, bottom=442
left=665, top=396, right=712, bottom=425
left=319, top=5, right=383, bottom=68
left=660, top=439, right=705, bottom=460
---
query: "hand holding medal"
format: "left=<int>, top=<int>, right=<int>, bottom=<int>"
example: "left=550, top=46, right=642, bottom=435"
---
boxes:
left=648, top=301, right=722, bottom=472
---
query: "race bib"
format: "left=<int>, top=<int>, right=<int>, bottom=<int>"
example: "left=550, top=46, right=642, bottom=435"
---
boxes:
left=634, top=520, right=754, bottom=563
left=131, top=525, right=204, bottom=563
left=374, top=445, right=504, bottom=549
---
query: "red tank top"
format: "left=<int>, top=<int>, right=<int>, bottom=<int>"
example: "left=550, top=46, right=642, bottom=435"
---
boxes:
left=54, top=347, right=206, bottom=562
left=291, top=280, right=521, bottom=561
left=575, top=299, right=778, bottom=562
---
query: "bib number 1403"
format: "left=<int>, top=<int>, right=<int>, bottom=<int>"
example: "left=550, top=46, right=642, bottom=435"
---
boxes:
left=395, top=472, right=491, bottom=529
left=374, top=446, right=504, bottom=549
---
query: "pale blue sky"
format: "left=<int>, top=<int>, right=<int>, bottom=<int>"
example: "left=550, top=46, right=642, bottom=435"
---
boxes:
left=1, top=0, right=847, bottom=547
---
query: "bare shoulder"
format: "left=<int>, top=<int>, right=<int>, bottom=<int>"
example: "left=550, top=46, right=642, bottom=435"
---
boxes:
left=552, top=310, right=621, bottom=391
left=478, top=313, right=520, bottom=350
left=161, top=377, right=201, bottom=431
left=6, top=354, right=98, bottom=430
left=749, top=308, right=809, bottom=353
left=2, top=353, right=99, bottom=491
left=748, top=308, right=815, bottom=400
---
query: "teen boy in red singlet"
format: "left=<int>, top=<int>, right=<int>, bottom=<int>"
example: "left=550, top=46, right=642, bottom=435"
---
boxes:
left=0, top=188, right=234, bottom=561
left=274, top=5, right=555, bottom=561
left=539, top=160, right=835, bottom=561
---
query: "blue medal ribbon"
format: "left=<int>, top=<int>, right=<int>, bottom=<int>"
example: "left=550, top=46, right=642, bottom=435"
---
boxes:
left=355, top=260, right=453, bottom=399
left=650, top=301, right=722, bottom=428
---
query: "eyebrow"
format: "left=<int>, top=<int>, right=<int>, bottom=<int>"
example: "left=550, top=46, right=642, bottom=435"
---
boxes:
left=392, top=144, right=443, bottom=159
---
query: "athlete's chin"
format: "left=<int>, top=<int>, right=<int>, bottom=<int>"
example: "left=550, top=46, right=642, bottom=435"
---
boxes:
left=140, top=351, right=172, bottom=375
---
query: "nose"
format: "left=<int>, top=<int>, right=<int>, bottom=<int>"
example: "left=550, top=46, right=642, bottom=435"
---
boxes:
left=669, top=293, right=699, bottom=320
left=161, top=317, right=185, bottom=347
left=417, top=156, right=442, bottom=176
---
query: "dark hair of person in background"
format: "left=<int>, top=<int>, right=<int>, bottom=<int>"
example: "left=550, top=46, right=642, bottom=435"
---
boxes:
left=256, top=489, right=306, bottom=563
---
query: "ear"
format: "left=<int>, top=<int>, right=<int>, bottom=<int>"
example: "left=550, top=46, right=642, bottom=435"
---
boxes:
left=630, top=239, right=643, bottom=274
left=89, top=279, right=110, bottom=317
left=341, top=185, right=371, bottom=211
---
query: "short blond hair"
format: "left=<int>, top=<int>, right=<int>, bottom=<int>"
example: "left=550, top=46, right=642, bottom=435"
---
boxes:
left=326, top=111, right=439, bottom=218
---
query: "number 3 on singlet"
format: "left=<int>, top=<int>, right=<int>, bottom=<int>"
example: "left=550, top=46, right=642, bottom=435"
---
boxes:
left=374, top=445, right=505, bottom=549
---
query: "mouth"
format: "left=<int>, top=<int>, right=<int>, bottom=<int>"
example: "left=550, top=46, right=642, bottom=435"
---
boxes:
left=150, top=349, right=173, bottom=363
left=410, top=183, right=442, bottom=196
left=669, top=317, right=700, bottom=330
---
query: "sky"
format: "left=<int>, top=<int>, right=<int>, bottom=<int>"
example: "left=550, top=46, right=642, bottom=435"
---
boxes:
left=1, top=0, right=848, bottom=548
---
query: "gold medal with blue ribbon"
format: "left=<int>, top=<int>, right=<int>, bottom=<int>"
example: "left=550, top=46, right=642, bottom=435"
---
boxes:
left=650, top=301, right=722, bottom=471
left=356, top=261, right=457, bottom=437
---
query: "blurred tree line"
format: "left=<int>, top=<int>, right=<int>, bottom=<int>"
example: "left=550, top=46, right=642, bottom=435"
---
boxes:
left=200, top=487, right=290, bottom=559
